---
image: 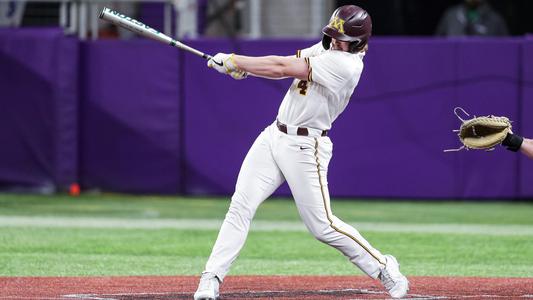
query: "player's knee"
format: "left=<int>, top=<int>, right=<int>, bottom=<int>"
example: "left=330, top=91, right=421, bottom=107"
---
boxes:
left=227, top=191, right=256, bottom=222
left=313, top=230, right=337, bottom=244
left=308, top=224, right=335, bottom=244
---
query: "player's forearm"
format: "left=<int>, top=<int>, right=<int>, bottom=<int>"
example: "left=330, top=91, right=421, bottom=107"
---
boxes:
left=233, top=55, right=289, bottom=78
left=233, top=55, right=307, bottom=80
left=521, top=138, right=533, bottom=160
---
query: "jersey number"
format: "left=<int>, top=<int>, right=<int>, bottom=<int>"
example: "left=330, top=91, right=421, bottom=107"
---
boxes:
left=297, top=80, right=308, bottom=96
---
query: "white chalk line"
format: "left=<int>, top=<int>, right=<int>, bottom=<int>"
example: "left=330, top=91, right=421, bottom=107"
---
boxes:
left=1, top=215, right=532, bottom=236
left=0, top=297, right=65, bottom=300
left=60, top=289, right=405, bottom=300
left=63, top=292, right=172, bottom=298
left=62, top=295, right=116, bottom=300
left=58, top=290, right=533, bottom=300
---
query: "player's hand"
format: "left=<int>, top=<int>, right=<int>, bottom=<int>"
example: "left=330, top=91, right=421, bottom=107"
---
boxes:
left=207, top=53, right=248, bottom=80
left=207, top=53, right=230, bottom=73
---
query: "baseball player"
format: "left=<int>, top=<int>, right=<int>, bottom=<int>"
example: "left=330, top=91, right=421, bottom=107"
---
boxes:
left=503, top=133, right=533, bottom=159
left=194, top=5, right=409, bottom=300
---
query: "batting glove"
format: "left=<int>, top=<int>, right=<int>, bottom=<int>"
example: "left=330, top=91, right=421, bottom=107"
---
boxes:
left=208, top=53, right=247, bottom=80
left=228, top=69, right=248, bottom=80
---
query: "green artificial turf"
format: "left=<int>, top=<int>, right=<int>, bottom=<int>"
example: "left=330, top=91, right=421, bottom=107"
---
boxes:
left=1, top=193, right=533, bottom=225
left=0, top=194, right=532, bottom=277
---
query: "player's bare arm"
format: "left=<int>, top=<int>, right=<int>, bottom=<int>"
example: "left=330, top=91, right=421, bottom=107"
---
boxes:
left=232, top=55, right=309, bottom=80
left=520, top=138, right=533, bottom=159
left=207, top=37, right=352, bottom=82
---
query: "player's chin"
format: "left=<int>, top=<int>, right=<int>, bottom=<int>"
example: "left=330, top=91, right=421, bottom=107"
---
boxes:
left=331, top=44, right=345, bottom=51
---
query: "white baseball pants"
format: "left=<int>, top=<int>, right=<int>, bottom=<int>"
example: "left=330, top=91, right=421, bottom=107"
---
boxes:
left=203, top=122, right=386, bottom=281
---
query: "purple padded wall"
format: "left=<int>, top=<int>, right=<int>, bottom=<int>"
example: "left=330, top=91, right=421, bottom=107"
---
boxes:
left=0, top=28, right=78, bottom=192
left=520, top=41, right=533, bottom=197
left=80, top=40, right=182, bottom=194
left=454, top=39, right=520, bottom=198
left=1, top=30, right=531, bottom=198
left=330, top=39, right=457, bottom=198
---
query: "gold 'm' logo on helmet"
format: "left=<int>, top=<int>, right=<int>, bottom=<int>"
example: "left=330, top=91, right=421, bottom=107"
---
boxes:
left=329, top=16, right=345, bottom=33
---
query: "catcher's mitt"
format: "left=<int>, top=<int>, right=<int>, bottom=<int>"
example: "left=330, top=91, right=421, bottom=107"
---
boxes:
left=445, top=107, right=512, bottom=152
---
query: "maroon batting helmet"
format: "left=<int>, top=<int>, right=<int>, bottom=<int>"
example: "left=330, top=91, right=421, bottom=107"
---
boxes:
left=322, top=5, right=372, bottom=53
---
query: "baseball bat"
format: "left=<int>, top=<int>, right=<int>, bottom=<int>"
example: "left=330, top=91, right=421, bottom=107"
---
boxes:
left=98, top=7, right=212, bottom=60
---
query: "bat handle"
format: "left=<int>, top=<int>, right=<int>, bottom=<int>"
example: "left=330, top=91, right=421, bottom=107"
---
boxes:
left=204, top=54, right=213, bottom=60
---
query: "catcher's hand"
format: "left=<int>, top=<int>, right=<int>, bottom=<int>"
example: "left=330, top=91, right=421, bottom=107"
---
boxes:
left=207, top=53, right=248, bottom=80
left=445, top=107, right=512, bottom=152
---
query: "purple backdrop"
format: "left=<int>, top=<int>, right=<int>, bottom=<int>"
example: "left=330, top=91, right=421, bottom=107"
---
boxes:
left=80, top=40, right=182, bottom=194
left=453, top=39, right=520, bottom=198
left=0, top=29, right=531, bottom=198
left=332, top=39, right=458, bottom=198
left=0, top=28, right=78, bottom=193
left=520, top=40, right=533, bottom=198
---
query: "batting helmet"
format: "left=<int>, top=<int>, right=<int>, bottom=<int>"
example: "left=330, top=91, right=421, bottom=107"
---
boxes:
left=322, top=5, right=372, bottom=53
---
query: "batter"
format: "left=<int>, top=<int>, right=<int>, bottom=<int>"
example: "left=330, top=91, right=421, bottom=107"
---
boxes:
left=194, top=5, right=409, bottom=300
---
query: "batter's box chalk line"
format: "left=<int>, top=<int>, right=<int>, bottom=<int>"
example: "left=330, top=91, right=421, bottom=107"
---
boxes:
left=60, top=290, right=533, bottom=300
left=61, top=290, right=426, bottom=300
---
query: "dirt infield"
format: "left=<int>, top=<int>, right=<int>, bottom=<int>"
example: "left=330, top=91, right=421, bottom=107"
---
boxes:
left=1, top=275, right=532, bottom=299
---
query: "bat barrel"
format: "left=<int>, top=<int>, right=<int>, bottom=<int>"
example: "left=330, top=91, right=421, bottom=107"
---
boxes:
left=99, top=7, right=173, bottom=45
left=98, top=7, right=211, bottom=60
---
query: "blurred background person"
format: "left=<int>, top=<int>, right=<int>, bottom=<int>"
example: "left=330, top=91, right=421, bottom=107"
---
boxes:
left=435, top=0, right=508, bottom=36
left=200, top=0, right=241, bottom=37
left=0, top=1, right=25, bottom=27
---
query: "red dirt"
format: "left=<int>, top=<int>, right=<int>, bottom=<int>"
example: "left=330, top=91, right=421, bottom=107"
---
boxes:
left=1, top=275, right=532, bottom=299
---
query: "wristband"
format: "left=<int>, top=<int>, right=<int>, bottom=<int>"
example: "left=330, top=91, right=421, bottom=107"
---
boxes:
left=502, top=133, right=523, bottom=152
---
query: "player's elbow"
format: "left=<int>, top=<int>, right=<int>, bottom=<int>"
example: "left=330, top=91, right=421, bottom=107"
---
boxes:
left=276, top=64, right=304, bottom=80
left=252, top=56, right=306, bottom=79
left=263, top=56, right=299, bottom=78
left=281, top=57, right=309, bottom=81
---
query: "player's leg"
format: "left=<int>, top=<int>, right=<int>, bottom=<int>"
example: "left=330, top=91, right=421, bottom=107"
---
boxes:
left=198, top=125, right=284, bottom=285
left=276, top=135, right=384, bottom=276
left=275, top=135, right=408, bottom=298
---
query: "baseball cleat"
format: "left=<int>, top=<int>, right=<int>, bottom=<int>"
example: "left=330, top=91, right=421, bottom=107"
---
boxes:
left=378, top=254, right=409, bottom=298
left=194, top=272, right=220, bottom=300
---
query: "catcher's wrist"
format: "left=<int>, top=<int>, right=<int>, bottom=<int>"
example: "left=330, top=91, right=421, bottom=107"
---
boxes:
left=502, top=133, right=523, bottom=152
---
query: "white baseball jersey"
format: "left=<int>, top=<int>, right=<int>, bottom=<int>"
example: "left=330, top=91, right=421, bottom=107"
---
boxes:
left=277, top=42, right=365, bottom=131
left=202, top=43, right=387, bottom=286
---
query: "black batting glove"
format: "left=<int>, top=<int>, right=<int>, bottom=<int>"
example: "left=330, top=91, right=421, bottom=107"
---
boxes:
left=502, top=133, right=524, bottom=152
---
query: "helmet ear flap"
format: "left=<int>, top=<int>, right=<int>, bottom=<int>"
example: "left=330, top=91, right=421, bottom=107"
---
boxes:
left=322, top=35, right=332, bottom=50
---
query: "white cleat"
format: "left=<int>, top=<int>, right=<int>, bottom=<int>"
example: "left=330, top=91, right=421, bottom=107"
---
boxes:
left=379, top=254, right=409, bottom=299
left=193, top=272, right=220, bottom=300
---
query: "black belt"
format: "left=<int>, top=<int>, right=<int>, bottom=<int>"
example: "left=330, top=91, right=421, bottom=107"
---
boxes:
left=276, top=120, right=328, bottom=137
